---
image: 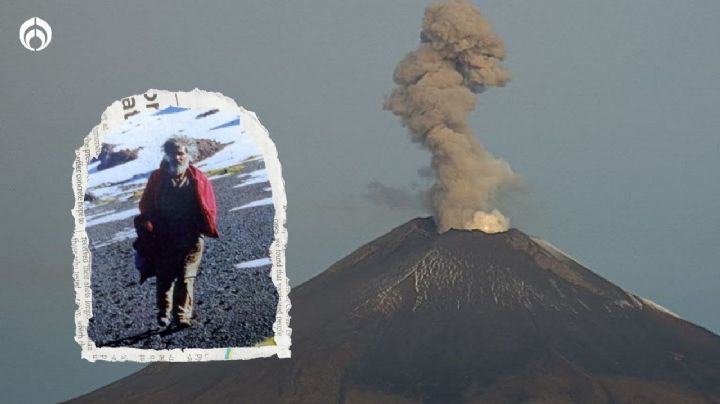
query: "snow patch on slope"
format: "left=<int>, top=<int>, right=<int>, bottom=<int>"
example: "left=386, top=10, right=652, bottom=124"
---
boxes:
left=86, top=208, right=138, bottom=227
left=638, top=296, right=682, bottom=319
left=93, top=228, right=135, bottom=248
left=233, top=169, right=269, bottom=188
left=229, top=197, right=273, bottom=211
left=87, top=108, right=260, bottom=188
left=235, top=257, right=272, bottom=269
left=531, top=237, right=587, bottom=267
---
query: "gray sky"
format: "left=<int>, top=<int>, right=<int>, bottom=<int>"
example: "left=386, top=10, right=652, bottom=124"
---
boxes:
left=1, top=1, right=719, bottom=402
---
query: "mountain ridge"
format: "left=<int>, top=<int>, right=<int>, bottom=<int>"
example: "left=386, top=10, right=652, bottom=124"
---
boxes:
left=70, top=217, right=720, bottom=404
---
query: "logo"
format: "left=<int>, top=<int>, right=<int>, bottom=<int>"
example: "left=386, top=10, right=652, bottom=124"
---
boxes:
left=19, top=17, right=52, bottom=51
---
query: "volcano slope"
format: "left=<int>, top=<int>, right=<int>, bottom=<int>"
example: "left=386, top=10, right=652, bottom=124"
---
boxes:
left=71, top=218, right=720, bottom=403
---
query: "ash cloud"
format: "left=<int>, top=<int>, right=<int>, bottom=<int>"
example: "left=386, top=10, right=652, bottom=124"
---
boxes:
left=384, top=0, right=519, bottom=233
left=365, top=181, right=430, bottom=211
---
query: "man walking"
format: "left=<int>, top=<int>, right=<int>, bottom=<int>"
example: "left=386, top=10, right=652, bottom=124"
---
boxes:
left=139, top=136, right=219, bottom=328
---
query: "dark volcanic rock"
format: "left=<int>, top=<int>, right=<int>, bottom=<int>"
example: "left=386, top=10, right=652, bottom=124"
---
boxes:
left=193, top=138, right=227, bottom=162
left=195, top=109, right=219, bottom=119
left=97, top=143, right=142, bottom=171
left=96, top=139, right=228, bottom=172
left=71, top=218, right=720, bottom=403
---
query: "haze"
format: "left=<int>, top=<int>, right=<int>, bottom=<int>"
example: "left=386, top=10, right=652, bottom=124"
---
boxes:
left=0, top=1, right=718, bottom=402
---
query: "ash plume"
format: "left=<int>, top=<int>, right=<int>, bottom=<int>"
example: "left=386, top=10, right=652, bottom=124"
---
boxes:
left=365, top=181, right=429, bottom=211
left=385, top=0, right=519, bottom=233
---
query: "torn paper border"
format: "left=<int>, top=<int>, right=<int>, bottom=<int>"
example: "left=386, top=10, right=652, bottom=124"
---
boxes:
left=71, top=89, right=291, bottom=362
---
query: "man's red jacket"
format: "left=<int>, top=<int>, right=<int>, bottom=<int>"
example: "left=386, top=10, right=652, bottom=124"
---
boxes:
left=139, top=162, right=219, bottom=238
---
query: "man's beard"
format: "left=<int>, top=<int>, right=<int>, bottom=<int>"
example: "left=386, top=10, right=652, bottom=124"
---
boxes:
left=166, top=159, right=190, bottom=176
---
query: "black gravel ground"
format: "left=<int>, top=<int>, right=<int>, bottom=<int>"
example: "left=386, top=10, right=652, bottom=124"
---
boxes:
left=86, top=159, right=279, bottom=349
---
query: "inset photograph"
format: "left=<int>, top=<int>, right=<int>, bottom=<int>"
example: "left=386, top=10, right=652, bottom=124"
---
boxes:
left=72, top=91, right=289, bottom=361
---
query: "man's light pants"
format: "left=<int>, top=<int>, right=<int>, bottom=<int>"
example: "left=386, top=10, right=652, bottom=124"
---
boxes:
left=156, top=237, right=204, bottom=325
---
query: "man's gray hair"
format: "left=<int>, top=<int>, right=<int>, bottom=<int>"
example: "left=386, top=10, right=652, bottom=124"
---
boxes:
left=162, top=135, right=197, bottom=161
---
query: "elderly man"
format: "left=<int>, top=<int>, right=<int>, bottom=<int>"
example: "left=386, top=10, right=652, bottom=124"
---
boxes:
left=139, top=136, right=218, bottom=328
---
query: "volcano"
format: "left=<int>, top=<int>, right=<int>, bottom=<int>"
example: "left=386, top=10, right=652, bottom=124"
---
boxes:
left=71, top=218, right=720, bottom=403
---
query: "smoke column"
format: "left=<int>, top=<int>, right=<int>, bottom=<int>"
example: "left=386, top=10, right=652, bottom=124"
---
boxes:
left=385, top=0, right=518, bottom=233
